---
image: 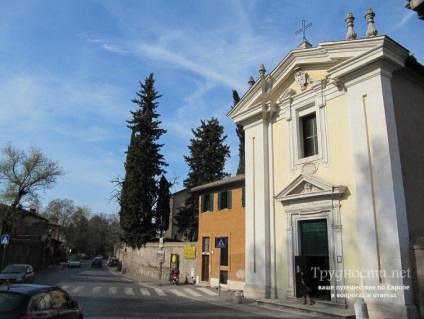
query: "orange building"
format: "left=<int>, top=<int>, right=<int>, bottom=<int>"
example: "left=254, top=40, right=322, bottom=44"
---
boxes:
left=193, top=175, right=245, bottom=291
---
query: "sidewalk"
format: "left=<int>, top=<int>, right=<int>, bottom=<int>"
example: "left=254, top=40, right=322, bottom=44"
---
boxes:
left=113, top=268, right=356, bottom=318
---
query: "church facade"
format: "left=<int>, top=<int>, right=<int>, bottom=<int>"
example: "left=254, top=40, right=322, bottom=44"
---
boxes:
left=227, top=13, right=423, bottom=319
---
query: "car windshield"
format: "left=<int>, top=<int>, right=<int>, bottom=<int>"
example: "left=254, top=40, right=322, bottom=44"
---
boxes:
left=2, top=266, right=26, bottom=273
left=69, top=257, right=79, bottom=261
left=0, top=292, right=28, bottom=312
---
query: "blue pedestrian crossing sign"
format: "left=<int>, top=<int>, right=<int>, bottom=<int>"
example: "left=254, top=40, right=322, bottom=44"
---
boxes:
left=215, top=237, right=227, bottom=249
left=1, top=235, right=10, bottom=245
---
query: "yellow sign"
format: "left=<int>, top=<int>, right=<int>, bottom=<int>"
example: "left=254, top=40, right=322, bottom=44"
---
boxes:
left=184, top=246, right=196, bottom=259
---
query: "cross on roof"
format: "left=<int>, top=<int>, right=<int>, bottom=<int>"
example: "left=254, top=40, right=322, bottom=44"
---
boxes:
left=295, top=19, right=312, bottom=42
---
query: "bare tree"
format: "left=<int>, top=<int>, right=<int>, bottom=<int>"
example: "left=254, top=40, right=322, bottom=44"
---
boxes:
left=0, top=143, right=64, bottom=233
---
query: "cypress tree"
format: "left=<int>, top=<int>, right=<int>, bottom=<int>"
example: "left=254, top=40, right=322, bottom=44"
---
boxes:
left=232, top=90, right=245, bottom=175
left=156, top=175, right=171, bottom=238
left=119, top=74, right=167, bottom=248
left=176, top=117, right=230, bottom=241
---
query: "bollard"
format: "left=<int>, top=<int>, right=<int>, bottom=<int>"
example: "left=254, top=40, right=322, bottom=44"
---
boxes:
left=354, top=298, right=369, bottom=319
left=233, top=290, right=243, bottom=304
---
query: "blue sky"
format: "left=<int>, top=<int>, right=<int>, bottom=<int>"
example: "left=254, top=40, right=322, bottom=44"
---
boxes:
left=0, top=0, right=423, bottom=215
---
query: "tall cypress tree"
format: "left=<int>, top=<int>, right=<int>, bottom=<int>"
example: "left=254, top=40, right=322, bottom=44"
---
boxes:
left=232, top=90, right=245, bottom=175
left=156, top=175, right=171, bottom=238
left=176, top=117, right=230, bottom=241
left=119, top=73, right=167, bottom=248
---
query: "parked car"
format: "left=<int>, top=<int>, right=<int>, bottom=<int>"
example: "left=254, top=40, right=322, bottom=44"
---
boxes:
left=91, top=257, right=103, bottom=268
left=107, top=256, right=119, bottom=267
left=0, top=264, right=35, bottom=284
left=67, top=256, right=81, bottom=268
left=0, top=284, right=83, bottom=319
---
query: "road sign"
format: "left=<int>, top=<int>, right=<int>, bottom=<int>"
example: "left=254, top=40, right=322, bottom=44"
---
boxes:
left=215, top=237, right=227, bottom=249
left=1, top=235, right=10, bottom=246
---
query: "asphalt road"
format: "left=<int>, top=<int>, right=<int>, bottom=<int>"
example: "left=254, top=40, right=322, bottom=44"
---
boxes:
left=35, top=260, right=325, bottom=319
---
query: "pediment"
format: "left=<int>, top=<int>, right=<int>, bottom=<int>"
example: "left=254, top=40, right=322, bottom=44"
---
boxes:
left=275, top=174, right=346, bottom=203
left=227, top=36, right=403, bottom=125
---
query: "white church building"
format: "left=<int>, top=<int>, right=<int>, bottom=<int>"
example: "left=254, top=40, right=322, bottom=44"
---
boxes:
left=228, top=8, right=423, bottom=319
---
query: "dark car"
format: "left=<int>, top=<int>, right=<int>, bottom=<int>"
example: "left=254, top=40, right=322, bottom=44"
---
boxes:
left=0, top=284, right=83, bottom=319
left=107, top=257, right=119, bottom=267
left=91, top=257, right=102, bottom=268
left=0, top=264, right=35, bottom=284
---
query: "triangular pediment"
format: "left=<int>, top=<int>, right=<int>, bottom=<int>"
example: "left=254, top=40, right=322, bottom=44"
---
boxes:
left=275, top=174, right=346, bottom=203
left=228, top=36, right=406, bottom=125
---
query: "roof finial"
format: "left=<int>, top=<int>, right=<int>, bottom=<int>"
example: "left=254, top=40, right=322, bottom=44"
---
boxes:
left=345, top=12, right=357, bottom=40
left=365, top=7, right=378, bottom=38
left=259, top=64, right=266, bottom=79
left=248, top=76, right=255, bottom=87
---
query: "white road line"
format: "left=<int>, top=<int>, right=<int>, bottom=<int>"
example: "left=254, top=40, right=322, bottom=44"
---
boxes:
left=72, top=286, right=84, bottom=293
left=183, top=288, right=202, bottom=297
left=125, top=288, right=135, bottom=295
left=139, top=288, right=151, bottom=296
left=154, top=288, right=167, bottom=296
left=109, top=287, right=117, bottom=294
left=91, top=286, right=102, bottom=294
left=197, top=287, right=218, bottom=296
left=169, top=289, right=186, bottom=297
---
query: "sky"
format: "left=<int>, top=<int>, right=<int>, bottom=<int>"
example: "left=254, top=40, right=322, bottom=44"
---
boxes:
left=0, top=0, right=423, bottom=215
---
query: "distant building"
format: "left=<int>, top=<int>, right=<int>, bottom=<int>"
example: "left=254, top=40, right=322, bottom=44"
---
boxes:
left=192, top=175, right=245, bottom=291
left=162, top=189, right=188, bottom=241
left=228, top=9, right=423, bottom=319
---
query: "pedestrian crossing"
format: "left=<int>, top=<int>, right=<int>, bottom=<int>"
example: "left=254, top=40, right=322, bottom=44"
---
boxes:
left=61, top=284, right=219, bottom=299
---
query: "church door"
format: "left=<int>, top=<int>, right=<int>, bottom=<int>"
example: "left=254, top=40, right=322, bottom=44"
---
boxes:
left=295, top=219, right=330, bottom=300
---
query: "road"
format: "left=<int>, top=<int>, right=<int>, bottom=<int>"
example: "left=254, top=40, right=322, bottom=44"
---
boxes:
left=35, top=260, right=325, bottom=319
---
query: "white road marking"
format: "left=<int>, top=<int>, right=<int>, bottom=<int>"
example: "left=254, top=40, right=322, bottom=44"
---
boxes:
left=108, top=287, right=117, bottom=294
left=91, top=286, right=102, bottom=293
left=154, top=288, right=167, bottom=296
left=140, top=288, right=151, bottom=296
left=197, top=287, right=218, bottom=296
left=169, top=289, right=186, bottom=297
left=183, top=288, right=202, bottom=297
left=72, top=286, right=83, bottom=293
left=125, top=287, right=135, bottom=295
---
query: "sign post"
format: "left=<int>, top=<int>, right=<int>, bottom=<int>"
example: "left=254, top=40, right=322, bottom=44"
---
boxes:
left=215, top=237, right=227, bottom=299
left=1, top=235, right=10, bottom=271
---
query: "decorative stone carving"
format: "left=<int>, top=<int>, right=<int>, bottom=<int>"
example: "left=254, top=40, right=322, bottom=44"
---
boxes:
left=345, top=12, right=357, bottom=41
left=308, top=77, right=327, bottom=108
left=248, top=76, right=255, bottom=87
left=294, top=67, right=307, bottom=91
left=301, top=162, right=318, bottom=174
left=365, top=7, right=378, bottom=38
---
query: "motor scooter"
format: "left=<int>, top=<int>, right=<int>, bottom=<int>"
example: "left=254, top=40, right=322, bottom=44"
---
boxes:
left=170, top=269, right=180, bottom=285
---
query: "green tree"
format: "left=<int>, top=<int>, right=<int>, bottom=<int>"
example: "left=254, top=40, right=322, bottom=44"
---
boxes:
left=176, top=117, right=230, bottom=241
left=0, top=143, right=64, bottom=234
left=232, top=90, right=245, bottom=175
left=156, top=175, right=171, bottom=238
left=119, top=74, right=168, bottom=248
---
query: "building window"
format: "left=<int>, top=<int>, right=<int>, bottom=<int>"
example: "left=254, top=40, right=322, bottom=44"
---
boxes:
left=220, top=270, right=228, bottom=284
left=301, top=113, right=318, bottom=158
left=202, top=237, right=210, bottom=253
left=218, top=190, right=232, bottom=210
left=201, top=194, right=213, bottom=212
left=220, top=246, right=228, bottom=266
left=242, top=187, right=245, bottom=207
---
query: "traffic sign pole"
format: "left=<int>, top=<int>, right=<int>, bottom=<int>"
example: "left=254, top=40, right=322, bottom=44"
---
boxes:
left=1, top=234, right=10, bottom=271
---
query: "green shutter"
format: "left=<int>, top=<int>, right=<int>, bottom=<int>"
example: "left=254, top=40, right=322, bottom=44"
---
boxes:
left=218, top=192, right=222, bottom=210
left=227, top=190, right=232, bottom=209
left=209, top=194, right=213, bottom=211
left=242, top=187, right=245, bottom=207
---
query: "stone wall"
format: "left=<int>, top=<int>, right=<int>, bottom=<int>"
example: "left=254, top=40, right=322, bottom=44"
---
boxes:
left=115, top=242, right=198, bottom=283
